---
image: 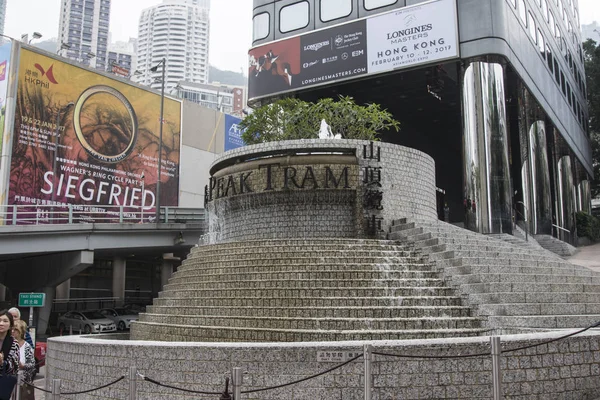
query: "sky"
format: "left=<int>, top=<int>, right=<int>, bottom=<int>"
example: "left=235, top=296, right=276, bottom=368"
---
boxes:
left=3, top=0, right=600, bottom=73
left=3, top=0, right=252, bottom=73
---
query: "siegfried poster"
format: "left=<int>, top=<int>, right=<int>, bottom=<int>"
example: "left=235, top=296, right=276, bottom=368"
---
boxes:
left=9, top=48, right=181, bottom=222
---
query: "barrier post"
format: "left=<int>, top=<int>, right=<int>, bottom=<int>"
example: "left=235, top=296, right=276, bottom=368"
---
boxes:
left=14, top=371, right=22, bottom=399
left=232, top=367, right=242, bottom=400
left=69, top=325, right=72, bottom=335
left=364, top=344, right=372, bottom=400
left=490, top=336, right=502, bottom=400
left=51, top=378, right=61, bottom=400
left=129, top=366, right=137, bottom=400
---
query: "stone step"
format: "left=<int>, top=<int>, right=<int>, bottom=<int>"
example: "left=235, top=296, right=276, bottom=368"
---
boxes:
left=163, top=278, right=448, bottom=290
left=486, top=315, right=600, bottom=329
left=477, top=303, right=600, bottom=317
left=450, top=273, right=600, bottom=286
left=152, top=295, right=467, bottom=308
left=176, top=263, right=437, bottom=275
left=170, top=270, right=440, bottom=283
left=179, top=256, right=428, bottom=270
left=467, top=291, right=600, bottom=305
left=186, top=249, right=423, bottom=260
left=145, top=305, right=475, bottom=318
left=387, top=226, right=424, bottom=238
left=138, top=313, right=484, bottom=331
left=457, top=257, right=566, bottom=268
left=130, top=321, right=488, bottom=342
left=444, top=264, right=596, bottom=277
left=189, top=239, right=410, bottom=254
left=157, top=286, right=458, bottom=299
left=457, top=282, right=600, bottom=295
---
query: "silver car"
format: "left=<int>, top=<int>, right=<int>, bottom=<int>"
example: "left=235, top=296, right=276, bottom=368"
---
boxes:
left=99, top=308, right=139, bottom=330
left=57, top=311, right=117, bottom=334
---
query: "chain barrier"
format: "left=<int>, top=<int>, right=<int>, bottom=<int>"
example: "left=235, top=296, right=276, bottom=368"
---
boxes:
left=24, top=321, right=600, bottom=399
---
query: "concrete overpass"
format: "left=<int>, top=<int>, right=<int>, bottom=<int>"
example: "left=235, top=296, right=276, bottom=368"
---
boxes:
left=0, top=208, right=206, bottom=334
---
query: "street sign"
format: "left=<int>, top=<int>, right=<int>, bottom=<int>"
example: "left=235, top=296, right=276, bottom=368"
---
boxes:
left=18, top=293, right=45, bottom=307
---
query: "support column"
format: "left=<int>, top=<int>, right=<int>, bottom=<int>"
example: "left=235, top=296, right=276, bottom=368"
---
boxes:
left=37, top=286, right=55, bottom=336
left=0, top=284, right=5, bottom=302
left=112, top=257, right=126, bottom=307
left=461, top=61, right=512, bottom=233
left=160, top=254, right=179, bottom=290
left=55, top=279, right=70, bottom=300
left=557, top=155, right=575, bottom=241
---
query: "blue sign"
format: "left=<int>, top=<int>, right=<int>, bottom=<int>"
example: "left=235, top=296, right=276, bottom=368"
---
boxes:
left=224, top=114, right=245, bottom=151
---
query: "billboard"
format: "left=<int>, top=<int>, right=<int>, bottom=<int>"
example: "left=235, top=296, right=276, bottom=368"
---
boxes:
left=224, top=114, right=245, bottom=152
left=9, top=48, right=181, bottom=222
left=248, top=0, right=458, bottom=101
left=0, top=41, right=12, bottom=157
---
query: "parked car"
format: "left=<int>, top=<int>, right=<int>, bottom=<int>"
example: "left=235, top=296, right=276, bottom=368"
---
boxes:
left=99, top=308, right=139, bottom=330
left=57, top=311, right=117, bottom=334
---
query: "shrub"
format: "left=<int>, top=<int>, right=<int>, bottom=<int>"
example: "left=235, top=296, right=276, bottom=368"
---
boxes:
left=576, top=211, right=600, bottom=241
left=240, top=96, right=400, bottom=145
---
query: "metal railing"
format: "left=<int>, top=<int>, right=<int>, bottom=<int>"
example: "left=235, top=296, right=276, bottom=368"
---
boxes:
left=0, top=204, right=205, bottom=225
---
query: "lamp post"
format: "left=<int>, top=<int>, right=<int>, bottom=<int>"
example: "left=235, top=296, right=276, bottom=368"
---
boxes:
left=57, top=42, right=70, bottom=56
left=28, top=32, right=42, bottom=44
left=150, top=58, right=166, bottom=223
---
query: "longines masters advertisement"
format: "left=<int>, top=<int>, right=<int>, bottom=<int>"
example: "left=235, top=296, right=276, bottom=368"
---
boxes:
left=9, top=48, right=181, bottom=222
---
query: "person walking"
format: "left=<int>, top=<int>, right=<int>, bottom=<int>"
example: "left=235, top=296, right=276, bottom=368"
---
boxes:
left=0, top=310, right=19, bottom=400
left=7, top=309, right=33, bottom=348
left=12, top=320, right=34, bottom=400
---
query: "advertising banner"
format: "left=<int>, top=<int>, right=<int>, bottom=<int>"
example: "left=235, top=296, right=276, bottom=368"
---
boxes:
left=0, top=41, right=12, bottom=157
left=224, top=114, right=245, bottom=152
left=248, top=0, right=458, bottom=101
left=9, top=48, right=181, bottom=223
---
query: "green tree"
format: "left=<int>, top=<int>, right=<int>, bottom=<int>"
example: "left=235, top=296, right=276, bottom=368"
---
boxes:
left=583, top=39, right=600, bottom=197
left=240, top=96, right=400, bottom=145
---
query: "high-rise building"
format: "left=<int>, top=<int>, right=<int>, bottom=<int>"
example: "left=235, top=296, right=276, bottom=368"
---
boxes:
left=57, top=0, right=111, bottom=70
left=249, top=0, right=591, bottom=241
left=176, top=81, right=245, bottom=117
left=0, top=0, right=6, bottom=37
left=135, top=0, right=210, bottom=91
left=107, top=38, right=137, bottom=78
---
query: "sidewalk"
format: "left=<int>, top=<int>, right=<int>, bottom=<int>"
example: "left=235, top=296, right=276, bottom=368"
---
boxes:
left=567, top=241, right=600, bottom=273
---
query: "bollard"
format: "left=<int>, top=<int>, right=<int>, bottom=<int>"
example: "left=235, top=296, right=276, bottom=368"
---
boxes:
left=232, top=367, right=243, bottom=400
left=490, top=336, right=502, bottom=400
left=51, top=378, right=61, bottom=400
left=129, top=366, right=137, bottom=400
left=14, top=370, right=23, bottom=399
left=69, top=325, right=73, bottom=335
left=364, top=344, right=372, bottom=400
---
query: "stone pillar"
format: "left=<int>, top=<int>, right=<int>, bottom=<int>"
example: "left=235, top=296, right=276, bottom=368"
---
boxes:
left=55, top=279, right=70, bottom=300
left=37, top=286, right=55, bottom=336
left=160, top=254, right=178, bottom=290
left=112, top=257, right=126, bottom=307
left=461, top=61, right=513, bottom=233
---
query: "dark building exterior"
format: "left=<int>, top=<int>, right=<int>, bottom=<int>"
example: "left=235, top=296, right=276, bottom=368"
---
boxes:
left=248, top=0, right=593, bottom=242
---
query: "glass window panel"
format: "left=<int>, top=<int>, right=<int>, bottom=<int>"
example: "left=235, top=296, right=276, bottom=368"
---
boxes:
left=365, top=0, right=397, bottom=10
left=542, top=0, right=548, bottom=21
left=518, top=0, right=527, bottom=25
left=321, top=0, right=352, bottom=21
left=253, top=12, right=269, bottom=41
left=280, top=1, right=310, bottom=33
left=537, top=29, right=545, bottom=55
left=528, top=12, right=537, bottom=40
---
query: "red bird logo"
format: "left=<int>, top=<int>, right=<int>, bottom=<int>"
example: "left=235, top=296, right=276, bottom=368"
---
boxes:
left=33, top=63, right=58, bottom=84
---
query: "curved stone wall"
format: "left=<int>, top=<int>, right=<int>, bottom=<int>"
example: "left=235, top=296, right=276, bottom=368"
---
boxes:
left=46, top=331, right=600, bottom=399
left=206, top=140, right=437, bottom=242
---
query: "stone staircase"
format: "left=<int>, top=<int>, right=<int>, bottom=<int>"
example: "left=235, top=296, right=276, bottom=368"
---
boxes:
left=388, top=219, right=600, bottom=332
left=534, top=234, right=577, bottom=257
left=131, top=238, right=487, bottom=342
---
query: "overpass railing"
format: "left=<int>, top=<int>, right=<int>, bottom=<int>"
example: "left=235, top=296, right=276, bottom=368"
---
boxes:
left=0, top=204, right=205, bottom=225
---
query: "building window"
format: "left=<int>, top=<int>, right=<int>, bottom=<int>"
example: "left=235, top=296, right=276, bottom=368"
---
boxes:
left=364, top=0, right=397, bottom=10
left=537, top=29, right=545, bottom=56
left=542, top=0, right=548, bottom=21
left=253, top=12, right=270, bottom=41
left=320, top=0, right=352, bottom=22
left=528, top=12, right=536, bottom=41
left=280, top=1, right=310, bottom=33
left=518, top=0, right=527, bottom=26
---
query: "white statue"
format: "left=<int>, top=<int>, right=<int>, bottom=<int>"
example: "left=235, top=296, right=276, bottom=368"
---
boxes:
left=318, top=119, right=341, bottom=139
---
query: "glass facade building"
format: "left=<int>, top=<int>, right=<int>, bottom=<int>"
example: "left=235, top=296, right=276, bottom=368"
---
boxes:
left=249, top=0, right=592, bottom=242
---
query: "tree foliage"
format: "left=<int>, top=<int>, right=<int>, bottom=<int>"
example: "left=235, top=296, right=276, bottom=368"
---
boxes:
left=583, top=39, right=600, bottom=197
left=240, top=96, right=400, bottom=145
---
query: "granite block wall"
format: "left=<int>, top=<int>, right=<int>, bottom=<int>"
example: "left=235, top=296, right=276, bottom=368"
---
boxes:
left=206, top=140, right=437, bottom=242
left=46, top=330, right=600, bottom=399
